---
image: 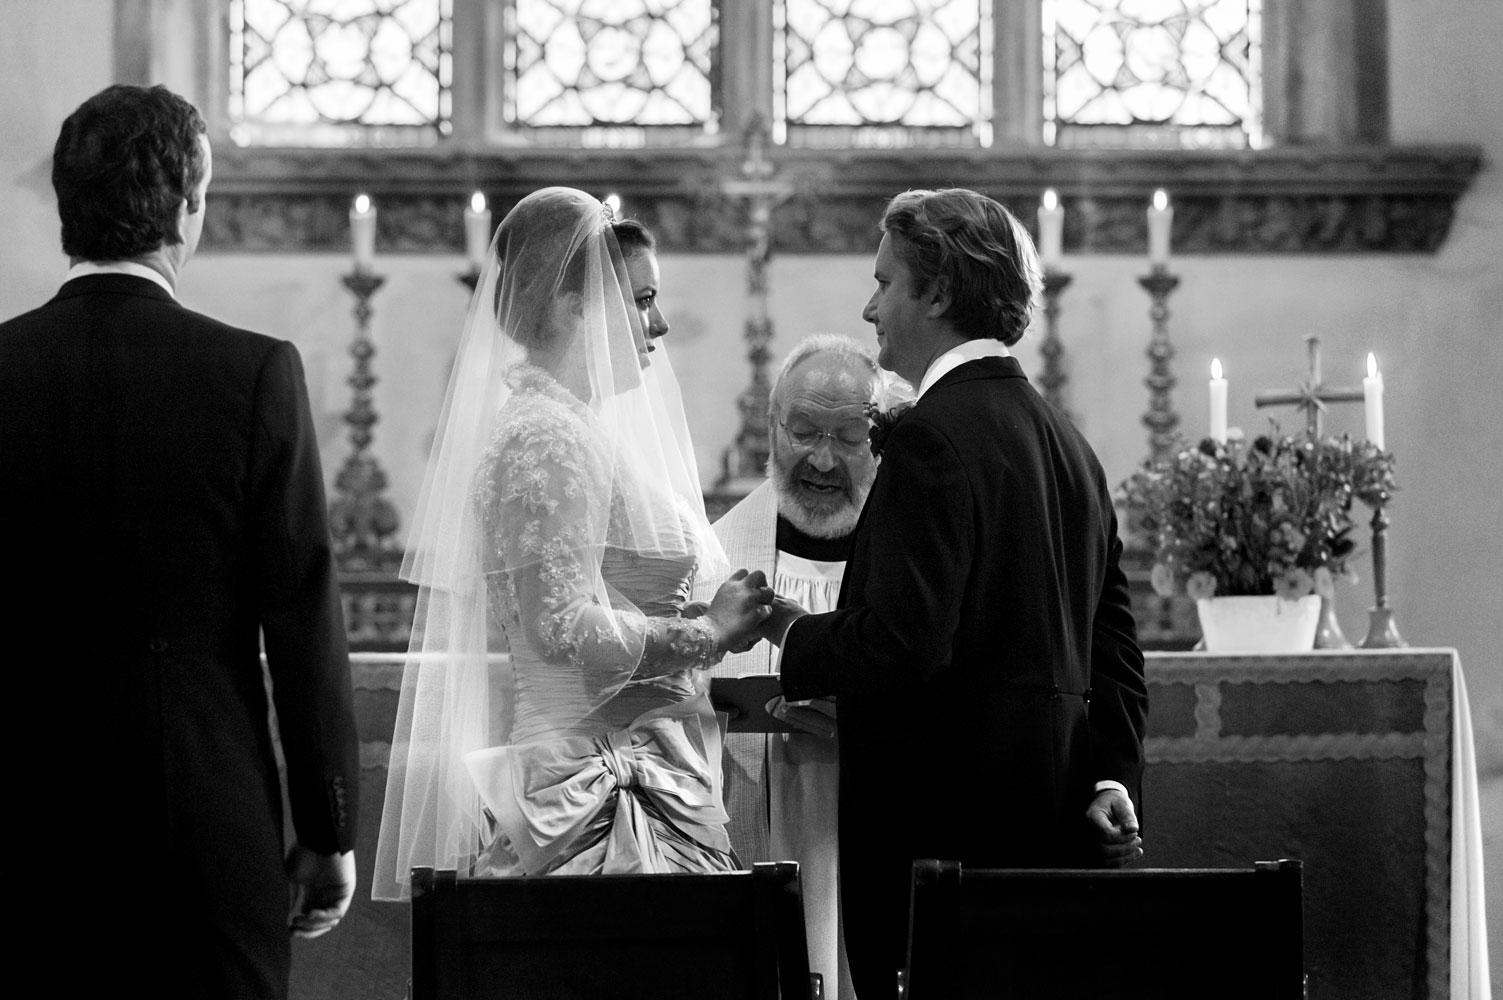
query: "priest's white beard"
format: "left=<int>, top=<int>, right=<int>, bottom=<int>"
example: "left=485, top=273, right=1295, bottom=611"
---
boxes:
left=770, top=451, right=874, bottom=540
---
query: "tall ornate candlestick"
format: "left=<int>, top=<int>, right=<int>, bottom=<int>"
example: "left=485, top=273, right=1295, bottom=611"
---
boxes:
left=1361, top=501, right=1407, bottom=648
left=328, top=271, right=402, bottom=573
left=1137, top=265, right=1181, bottom=463
left=1040, top=269, right=1073, bottom=420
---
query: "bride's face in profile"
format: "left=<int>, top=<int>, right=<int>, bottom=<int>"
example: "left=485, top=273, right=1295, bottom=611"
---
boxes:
left=622, top=250, right=668, bottom=368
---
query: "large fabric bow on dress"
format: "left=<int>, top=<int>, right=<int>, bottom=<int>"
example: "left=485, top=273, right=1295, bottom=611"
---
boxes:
left=463, top=691, right=732, bottom=875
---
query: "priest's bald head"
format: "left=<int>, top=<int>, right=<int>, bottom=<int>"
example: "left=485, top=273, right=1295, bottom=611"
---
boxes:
left=768, top=334, right=884, bottom=539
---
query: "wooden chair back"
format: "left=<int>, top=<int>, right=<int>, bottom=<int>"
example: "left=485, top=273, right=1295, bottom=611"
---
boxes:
left=411, top=862, right=816, bottom=999
left=903, top=859, right=1304, bottom=999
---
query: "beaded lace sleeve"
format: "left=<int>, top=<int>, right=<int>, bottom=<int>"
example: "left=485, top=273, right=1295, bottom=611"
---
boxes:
left=475, top=401, right=722, bottom=685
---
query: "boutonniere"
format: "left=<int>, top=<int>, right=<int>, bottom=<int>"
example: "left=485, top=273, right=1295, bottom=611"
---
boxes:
left=864, top=373, right=917, bottom=458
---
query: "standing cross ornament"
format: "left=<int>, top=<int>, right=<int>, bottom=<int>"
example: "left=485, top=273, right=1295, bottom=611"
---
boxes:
left=1253, top=334, right=1365, bottom=437
left=714, top=114, right=796, bottom=495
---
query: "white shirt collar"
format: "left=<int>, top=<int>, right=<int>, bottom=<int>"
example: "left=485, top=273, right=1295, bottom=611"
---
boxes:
left=66, top=260, right=176, bottom=299
left=916, top=338, right=1010, bottom=399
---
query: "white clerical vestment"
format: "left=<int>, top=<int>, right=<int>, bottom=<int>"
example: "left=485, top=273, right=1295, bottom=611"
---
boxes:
left=705, top=481, right=853, bottom=1000
left=767, top=552, right=849, bottom=1000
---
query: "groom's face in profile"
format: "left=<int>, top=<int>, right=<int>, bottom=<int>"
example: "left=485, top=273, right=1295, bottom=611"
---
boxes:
left=770, top=353, right=878, bottom=539
left=863, top=231, right=936, bottom=386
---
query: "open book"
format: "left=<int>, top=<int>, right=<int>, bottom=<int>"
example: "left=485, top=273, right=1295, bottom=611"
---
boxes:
left=709, top=674, right=836, bottom=738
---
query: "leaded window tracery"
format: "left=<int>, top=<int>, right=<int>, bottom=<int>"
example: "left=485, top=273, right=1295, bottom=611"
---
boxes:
left=1043, top=0, right=1263, bottom=149
left=224, top=0, right=1264, bottom=150
left=229, top=0, right=454, bottom=147
left=774, top=0, right=993, bottom=149
left=507, top=0, right=719, bottom=142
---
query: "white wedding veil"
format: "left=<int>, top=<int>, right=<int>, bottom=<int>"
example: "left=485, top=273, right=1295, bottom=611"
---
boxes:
left=372, top=187, right=726, bottom=899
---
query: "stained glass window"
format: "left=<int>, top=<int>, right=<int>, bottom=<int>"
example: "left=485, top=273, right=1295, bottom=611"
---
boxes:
left=1043, top=0, right=1262, bottom=149
left=229, top=0, right=452, bottom=147
left=775, top=0, right=993, bottom=148
left=506, top=0, right=718, bottom=144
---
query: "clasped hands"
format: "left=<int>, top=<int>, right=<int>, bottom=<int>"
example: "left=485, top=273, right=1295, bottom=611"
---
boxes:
left=689, top=569, right=809, bottom=655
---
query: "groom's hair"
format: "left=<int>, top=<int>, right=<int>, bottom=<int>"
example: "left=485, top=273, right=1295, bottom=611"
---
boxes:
left=52, top=85, right=208, bottom=261
left=879, top=188, right=1042, bottom=346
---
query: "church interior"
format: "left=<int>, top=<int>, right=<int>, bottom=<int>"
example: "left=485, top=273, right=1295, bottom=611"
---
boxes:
left=1, top=1, right=1498, bottom=996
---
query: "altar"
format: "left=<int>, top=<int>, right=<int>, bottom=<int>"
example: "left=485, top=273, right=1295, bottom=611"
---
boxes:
left=295, top=648, right=1490, bottom=1000
left=1141, top=649, right=1488, bottom=1000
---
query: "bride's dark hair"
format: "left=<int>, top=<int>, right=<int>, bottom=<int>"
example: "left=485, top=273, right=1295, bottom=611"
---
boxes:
left=610, top=218, right=657, bottom=260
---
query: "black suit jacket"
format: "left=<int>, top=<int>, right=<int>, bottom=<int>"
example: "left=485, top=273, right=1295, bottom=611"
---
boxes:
left=779, top=355, right=1147, bottom=999
left=0, top=274, right=358, bottom=998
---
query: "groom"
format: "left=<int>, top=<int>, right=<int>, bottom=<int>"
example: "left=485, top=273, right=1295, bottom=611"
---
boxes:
left=0, top=85, right=359, bottom=998
left=765, top=188, right=1148, bottom=999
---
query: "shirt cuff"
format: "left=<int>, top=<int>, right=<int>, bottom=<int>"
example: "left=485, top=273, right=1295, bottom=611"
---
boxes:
left=1094, top=779, right=1129, bottom=797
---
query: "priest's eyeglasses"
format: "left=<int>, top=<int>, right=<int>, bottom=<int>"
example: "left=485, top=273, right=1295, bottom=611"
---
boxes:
left=779, top=419, right=870, bottom=453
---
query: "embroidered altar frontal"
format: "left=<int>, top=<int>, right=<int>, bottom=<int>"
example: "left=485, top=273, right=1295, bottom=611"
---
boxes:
left=1144, top=649, right=1461, bottom=1000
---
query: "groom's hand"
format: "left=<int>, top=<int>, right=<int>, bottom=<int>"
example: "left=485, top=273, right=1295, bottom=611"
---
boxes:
left=286, top=845, right=357, bottom=939
left=1085, top=788, right=1143, bottom=868
left=760, top=595, right=808, bottom=647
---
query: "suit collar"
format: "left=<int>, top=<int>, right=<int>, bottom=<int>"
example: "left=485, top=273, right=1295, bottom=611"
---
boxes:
left=53, top=272, right=179, bottom=306
left=923, top=354, right=1026, bottom=396
left=916, top=338, right=1011, bottom=398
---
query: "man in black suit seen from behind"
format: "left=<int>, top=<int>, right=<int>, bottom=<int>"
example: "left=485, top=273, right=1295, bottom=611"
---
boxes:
left=763, top=188, right=1149, bottom=1000
left=0, top=84, right=359, bottom=998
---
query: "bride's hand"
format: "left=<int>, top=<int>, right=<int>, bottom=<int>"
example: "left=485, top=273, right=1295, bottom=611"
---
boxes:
left=707, top=568, right=774, bottom=652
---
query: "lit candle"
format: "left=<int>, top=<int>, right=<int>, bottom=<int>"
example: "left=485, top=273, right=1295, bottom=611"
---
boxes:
left=1147, top=188, right=1173, bottom=267
left=1209, top=357, right=1228, bottom=444
left=464, top=191, right=492, bottom=271
left=1038, top=188, right=1064, bottom=270
left=1364, top=352, right=1385, bottom=450
left=603, top=192, right=622, bottom=220
left=350, top=193, right=376, bottom=273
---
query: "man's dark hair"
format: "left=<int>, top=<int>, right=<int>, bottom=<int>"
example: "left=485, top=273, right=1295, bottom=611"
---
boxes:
left=880, top=188, right=1042, bottom=346
left=52, top=84, right=208, bottom=261
left=610, top=218, right=657, bottom=260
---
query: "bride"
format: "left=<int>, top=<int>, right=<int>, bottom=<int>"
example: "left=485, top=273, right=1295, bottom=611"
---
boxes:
left=372, top=188, right=772, bottom=899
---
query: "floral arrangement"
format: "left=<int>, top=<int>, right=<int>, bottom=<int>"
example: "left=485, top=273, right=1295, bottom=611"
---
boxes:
left=864, top=371, right=916, bottom=458
left=1117, top=430, right=1397, bottom=601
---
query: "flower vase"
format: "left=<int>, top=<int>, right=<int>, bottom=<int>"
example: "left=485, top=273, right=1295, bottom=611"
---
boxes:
left=1311, top=594, right=1352, bottom=649
left=1195, top=595, right=1321, bottom=654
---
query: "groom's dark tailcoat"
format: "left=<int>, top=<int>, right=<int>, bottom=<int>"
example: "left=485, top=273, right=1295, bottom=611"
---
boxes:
left=0, top=274, right=358, bottom=998
left=780, top=354, right=1148, bottom=999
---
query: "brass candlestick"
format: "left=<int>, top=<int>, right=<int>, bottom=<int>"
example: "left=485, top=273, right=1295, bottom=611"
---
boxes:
left=328, top=271, right=401, bottom=573
left=1137, top=265, right=1181, bottom=463
left=1361, top=501, right=1407, bottom=648
left=1040, top=269, right=1073, bottom=420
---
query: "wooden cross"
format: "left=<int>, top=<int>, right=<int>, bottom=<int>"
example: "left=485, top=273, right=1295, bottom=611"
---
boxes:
left=1254, top=334, right=1365, bottom=437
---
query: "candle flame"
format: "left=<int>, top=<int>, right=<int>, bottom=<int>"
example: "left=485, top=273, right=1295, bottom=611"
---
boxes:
left=1042, top=188, right=1059, bottom=211
left=470, top=191, right=486, bottom=213
left=1152, top=189, right=1169, bottom=211
left=1211, top=358, right=1223, bottom=380
left=353, top=193, right=371, bottom=214
left=1367, top=352, right=1378, bottom=378
left=604, top=193, right=622, bottom=218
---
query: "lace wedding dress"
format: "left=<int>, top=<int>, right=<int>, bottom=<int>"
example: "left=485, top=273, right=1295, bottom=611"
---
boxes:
left=462, top=364, right=739, bottom=876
